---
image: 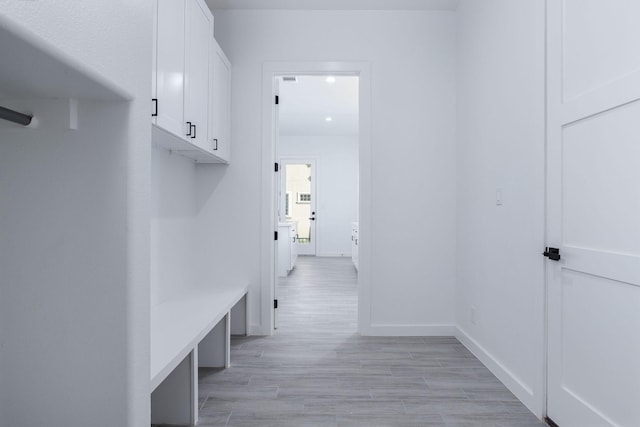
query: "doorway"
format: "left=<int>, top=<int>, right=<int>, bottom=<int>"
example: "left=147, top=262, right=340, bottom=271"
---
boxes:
left=273, top=73, right=360, bottom=331
left=260, top=61, right=372, bottom=336
left=280, top=159, right=317, bottom=256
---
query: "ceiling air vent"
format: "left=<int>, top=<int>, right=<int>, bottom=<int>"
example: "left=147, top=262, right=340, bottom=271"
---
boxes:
left=282, top=76, right=298, bottom=83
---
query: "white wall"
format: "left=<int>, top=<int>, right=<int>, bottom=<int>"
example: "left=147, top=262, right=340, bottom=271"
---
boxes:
left=151, top=146, right=199, bottom=306
left=0, top=3, right=151, bottom=426
left=455, top=0, right=546, bottom=417
left=280, top=135, right=358, bottom=257
left=203, top=9, right=457, bottom=334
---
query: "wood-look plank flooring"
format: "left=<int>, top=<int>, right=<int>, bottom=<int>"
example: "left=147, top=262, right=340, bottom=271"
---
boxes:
left=197, top=256, right=546, bottom=427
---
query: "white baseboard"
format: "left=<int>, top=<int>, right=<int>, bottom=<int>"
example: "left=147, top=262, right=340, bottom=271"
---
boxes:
left=248, top=323, right=268, bottom=336
left=455, top=326, right=539, bottom=417
left=361, top=323, right=456, bottom=336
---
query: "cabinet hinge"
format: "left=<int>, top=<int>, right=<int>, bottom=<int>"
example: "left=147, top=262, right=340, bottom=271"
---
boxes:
left=275, top=95, right=279, bottom=105
left=274, top=299, right=278, bottom=309
left=274, top=231, right=278, bottom=241
left=275, top=162, right=279, bottom=172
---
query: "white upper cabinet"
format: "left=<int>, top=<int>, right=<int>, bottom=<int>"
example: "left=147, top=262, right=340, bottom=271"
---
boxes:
left=153, top=0, right=187, bottom=137
left=208, top=38, right=231, bottom=163
left=152, top=0, right=231, bottom=164
left=184, top=0, right=212, bottom=150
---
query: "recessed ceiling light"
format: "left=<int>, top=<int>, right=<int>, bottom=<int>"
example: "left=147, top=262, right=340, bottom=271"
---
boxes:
left=325, top=116, right=333, bottom=122
left=325, top=76, right=336, bottom=83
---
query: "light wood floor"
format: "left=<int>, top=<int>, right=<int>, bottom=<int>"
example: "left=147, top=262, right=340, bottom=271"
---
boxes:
left=197, top=256, right=546, bottom=426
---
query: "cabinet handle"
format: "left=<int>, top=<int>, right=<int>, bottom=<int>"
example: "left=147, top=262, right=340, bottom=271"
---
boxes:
left=191, top=124, right=196, bottom=139
left=186, top=122, right=192, bottom=136
left=213, top=138, right=218, bottom=151
left=355, top=239, right=358, bottom=245
left=152, top=99, right=158, bottom=117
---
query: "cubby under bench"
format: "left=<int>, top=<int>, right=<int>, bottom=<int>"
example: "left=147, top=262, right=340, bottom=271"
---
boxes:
left=150, top=284, right=248, bottom=426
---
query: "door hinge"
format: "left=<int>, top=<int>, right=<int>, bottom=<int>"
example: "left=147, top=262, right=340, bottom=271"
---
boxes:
left=543, top=247, right=561, bottom=261
left=275, top=95, right=279, bottom=105
left=274, top=231, right=278, bottom=241
left=274, top=299, right=278, bottom=309
left=275, top=162, right=279, bottom=172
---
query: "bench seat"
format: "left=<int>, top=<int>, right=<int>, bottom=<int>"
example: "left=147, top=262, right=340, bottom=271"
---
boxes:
left=150, top=284, right=248, bottom=425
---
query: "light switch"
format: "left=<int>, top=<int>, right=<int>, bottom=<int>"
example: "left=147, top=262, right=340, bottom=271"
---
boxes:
left=496, top=189, right=503, bottom=206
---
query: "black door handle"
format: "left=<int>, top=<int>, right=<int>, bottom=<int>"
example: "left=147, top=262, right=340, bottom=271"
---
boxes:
left=152, top=99, right=158, bottom=117
left=191, top=124, right=196, bottom=139
left=543, top=247, right=561, bottom=261
left=213, top=138, right=218, bottom=150
left=309, top=217, right=315, bottom=221
left=186, top=121, right=192, bottom=136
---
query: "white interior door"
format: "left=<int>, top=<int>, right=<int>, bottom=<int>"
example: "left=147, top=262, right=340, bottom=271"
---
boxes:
left=546, top=1, right=640, bottom=426
left=281, top=158, right=317, bottom=256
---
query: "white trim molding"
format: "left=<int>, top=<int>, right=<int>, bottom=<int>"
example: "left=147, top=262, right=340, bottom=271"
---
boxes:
left=248, top=323, right=268, bottom=336
left=363, top=324, right=456, bottom=337
left=208, top=0, right=459, bottom=11
left=455, top=326, right=542, bottom=418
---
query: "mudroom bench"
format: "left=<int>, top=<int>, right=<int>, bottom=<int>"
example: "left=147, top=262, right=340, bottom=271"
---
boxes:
left=150, top=284, right=248, bottom=425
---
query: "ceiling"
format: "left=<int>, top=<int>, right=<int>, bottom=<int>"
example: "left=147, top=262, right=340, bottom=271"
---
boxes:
left=278, top=75, right=359, bottom=137
left=207, top=0, right=458, bottom=10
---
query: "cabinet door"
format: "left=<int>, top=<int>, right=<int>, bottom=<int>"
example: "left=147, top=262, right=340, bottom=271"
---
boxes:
left=152, top=0, right=158, bottom=119
left=154, top=0, right=186, bottom=137
left=209, top=39, right=231, bottom=162
left=290, top=224, right=297, bottom=270
left=352, top=224, right=359, bottom=270
left=277, top=226, right=290, bottom=277
left=184, top=0, right=212, bottom=149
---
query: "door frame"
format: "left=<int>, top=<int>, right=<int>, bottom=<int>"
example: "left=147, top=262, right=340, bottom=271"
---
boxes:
left=279, top=157, right=319, bottom=256
left=260, top=61, right=372, bottom=335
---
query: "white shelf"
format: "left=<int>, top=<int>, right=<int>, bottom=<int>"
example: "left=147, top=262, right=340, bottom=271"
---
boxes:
left=152, top=124, right=229, bottom=164
left=0, top=15, right=130, bottom=101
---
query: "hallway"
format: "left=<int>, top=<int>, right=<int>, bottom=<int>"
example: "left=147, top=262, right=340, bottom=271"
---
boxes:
left=197, top=257, right=545, bottom=426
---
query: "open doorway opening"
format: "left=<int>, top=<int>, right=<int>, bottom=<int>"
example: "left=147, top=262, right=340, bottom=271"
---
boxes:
left=274, top=74, right=359, bottom=330
left=281, top=159, right=317, bottom=256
